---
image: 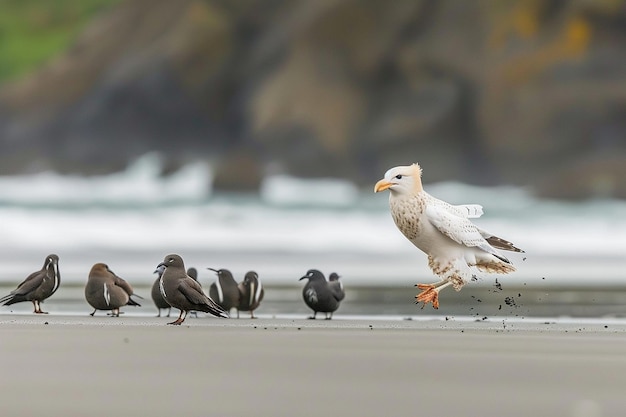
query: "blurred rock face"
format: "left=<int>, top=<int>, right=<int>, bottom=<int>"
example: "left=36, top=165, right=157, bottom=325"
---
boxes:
left=0, top=0, right=625, bottom=199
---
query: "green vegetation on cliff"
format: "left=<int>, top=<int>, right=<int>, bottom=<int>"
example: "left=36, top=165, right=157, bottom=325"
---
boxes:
left=0, top=0, right=119, bottom=82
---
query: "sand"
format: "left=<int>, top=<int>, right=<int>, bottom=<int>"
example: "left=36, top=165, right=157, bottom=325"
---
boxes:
left=1, top=314, right=625, bottom=417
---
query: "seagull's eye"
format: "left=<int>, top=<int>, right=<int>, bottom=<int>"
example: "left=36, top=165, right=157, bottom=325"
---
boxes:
left=395, top=174, right=402, bottom=179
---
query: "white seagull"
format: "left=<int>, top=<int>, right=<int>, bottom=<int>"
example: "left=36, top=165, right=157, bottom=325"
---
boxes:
left=374, top=163, right=523, bottom=309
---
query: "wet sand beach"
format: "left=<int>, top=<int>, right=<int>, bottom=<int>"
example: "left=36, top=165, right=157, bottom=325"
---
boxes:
left=1, top=314, right=625, bottom=417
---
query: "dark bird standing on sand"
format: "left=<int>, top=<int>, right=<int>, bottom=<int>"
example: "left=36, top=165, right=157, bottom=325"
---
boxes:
left=157, top=254, right=228, bottom=325
left=85, top=263, right=142, bottom=317
left=0, top=254, right=60, bottom=314
left=300, top=269, right=343, bottom=319
left=208, top=268, right=240, bottom=313
left=236, top=271, right=264, bottom=319
left=152, top=265, right=199, bottom=317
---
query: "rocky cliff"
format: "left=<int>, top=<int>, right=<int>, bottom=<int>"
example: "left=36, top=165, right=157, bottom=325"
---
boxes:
left=1, top=0, right=625, bottom=199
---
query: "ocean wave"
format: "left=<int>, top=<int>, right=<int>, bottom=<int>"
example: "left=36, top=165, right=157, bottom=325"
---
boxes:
left=0, top=157, right=624, bottom=285
left=0, top=153, right=212, bottom=207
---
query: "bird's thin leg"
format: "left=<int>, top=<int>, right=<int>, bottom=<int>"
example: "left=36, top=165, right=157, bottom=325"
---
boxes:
left=89, top=309, right=97, bottom=316
left=166, top=308, right=171, bottom=318
left=236, top=309, right=240, bottom=319
left=156, top=309, right=161, bottom=317
left=33, top=300, right=47, bottom=314
left=168, top=310, right=186, bottom=325
left=309, top=311, right=317, bottom=320
left=415, top=281, right=453, bottom=309
left=111, top=308, right=120, bottom=317
left=250, top=311, right=256, bottom=319
left=415, top=279, right=448, bottom=290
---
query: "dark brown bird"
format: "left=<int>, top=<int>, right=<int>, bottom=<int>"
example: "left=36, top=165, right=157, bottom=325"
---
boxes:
left=208, top=268, right=240, bottom=313
left=236, top=271, right=264, bottom=319
left=0, top=254, right=60, bottom=314
left=152, top=266, right=199, bottom=317
left=151, top=264, right=170, bottom=317
left=157, top=254, right=228, bottom=325
left=85, top=263, right=141, bottom=317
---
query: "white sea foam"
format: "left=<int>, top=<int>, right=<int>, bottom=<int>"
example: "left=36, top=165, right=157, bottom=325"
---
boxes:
left=0, top=153, right=212, bottom=206
left=0, top=157, right=624, bottom=286
left=260, top=174, right=359, bottom=207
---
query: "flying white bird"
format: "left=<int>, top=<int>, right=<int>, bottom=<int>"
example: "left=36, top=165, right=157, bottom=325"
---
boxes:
left=374, top=163, right=523, bottom=309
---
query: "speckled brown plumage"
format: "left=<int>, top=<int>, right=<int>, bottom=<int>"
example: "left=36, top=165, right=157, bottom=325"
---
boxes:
left=375, top=163, right=524, bottom=309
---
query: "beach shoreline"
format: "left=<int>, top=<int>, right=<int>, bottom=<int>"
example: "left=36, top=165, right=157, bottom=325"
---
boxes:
left=2, top=314, right=626, bottom=416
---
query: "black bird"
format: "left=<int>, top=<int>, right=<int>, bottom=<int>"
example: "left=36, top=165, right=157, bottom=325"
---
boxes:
left=328, top=272, right=345, bottom=303
left=151, top=264, right=170, bottom=317
left=156, top=254, right=228, bottom=325
left=300, top=269, right=343, bottom=319
left=187, top=267, right=198, bottom=281
left=236, top=271, right=264, bottom=319
left=208, top=268, right=240, bottom=313
left=85, top=263, right=141, bottom=317
left=0, top=254, right=60, bottom=314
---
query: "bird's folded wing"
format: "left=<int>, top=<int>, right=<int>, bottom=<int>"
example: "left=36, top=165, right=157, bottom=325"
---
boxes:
left=178, top=279, right=208, bottom=305
left=425, top=205, right=491, bottom=250
left=11, top=272, right=44, bottom=295
left=114, top=276, right=134, bottom=295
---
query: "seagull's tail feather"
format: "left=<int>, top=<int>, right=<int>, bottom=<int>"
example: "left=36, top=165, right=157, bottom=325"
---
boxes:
left=477, top=227, right=524, bottom=253
left=486, top=235, right=524, bottom=253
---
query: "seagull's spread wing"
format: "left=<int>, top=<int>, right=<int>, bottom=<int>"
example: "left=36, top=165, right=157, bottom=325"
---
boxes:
left=453, top=204, right=483, bottom=218
left=425, top=204, right=492, bottom=251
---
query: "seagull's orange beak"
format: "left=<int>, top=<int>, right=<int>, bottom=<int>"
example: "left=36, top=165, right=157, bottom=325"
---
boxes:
left=374, top=179, right=392, bottom=193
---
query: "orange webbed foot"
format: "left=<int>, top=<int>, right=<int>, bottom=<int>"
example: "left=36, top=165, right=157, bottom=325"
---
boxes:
left=415, top=284, right=440, bottom=309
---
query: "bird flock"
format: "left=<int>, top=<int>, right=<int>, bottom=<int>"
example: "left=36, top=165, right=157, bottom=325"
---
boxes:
left=0, top=253, right=346, bottom=325
left=0, top=163, right=522, bottom=319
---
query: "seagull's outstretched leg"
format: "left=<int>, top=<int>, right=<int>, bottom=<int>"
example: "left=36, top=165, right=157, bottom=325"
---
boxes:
left=415, top=280, right=453, bottom=309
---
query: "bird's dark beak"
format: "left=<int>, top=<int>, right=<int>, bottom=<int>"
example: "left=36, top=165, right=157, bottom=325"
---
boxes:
left=208, top=268, right=218, bottom=272
left=299, top=276, right=307, bottom=281
left=156, top=262, right=166, bottom=269
left=374, top=179, right=392, bottom=193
